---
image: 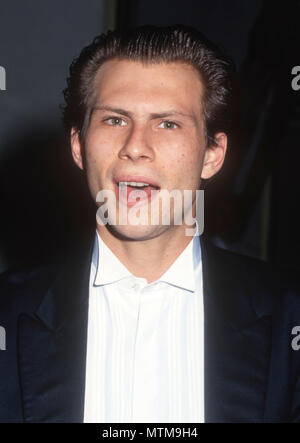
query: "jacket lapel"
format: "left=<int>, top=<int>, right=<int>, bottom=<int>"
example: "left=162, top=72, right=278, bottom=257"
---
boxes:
left=18, top=233, right=94, bottom=423
left=200, top=236, right=274, bottom=422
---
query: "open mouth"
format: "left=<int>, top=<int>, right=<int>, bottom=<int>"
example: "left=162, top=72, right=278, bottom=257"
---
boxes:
left=114, top=178, right=161, bottom=206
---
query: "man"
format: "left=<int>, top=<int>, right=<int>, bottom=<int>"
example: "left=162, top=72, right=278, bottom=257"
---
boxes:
left=1, top=25, right=300, bottom=423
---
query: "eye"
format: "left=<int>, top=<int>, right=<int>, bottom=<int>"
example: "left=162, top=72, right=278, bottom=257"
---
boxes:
left=158, top=120, right=179, bottom=130
left=105, top=117, right=127, bottom=126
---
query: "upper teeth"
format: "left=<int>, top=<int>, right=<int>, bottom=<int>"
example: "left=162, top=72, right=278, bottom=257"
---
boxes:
left=118, top=181, right=150, bottom=187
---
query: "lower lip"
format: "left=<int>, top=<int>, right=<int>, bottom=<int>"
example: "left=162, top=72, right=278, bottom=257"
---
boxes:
left=114, top=184, right=160, bottom=207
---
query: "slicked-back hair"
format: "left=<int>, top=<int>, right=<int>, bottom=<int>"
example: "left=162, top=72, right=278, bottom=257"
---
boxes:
left=62, top=25, right=235, bottom=146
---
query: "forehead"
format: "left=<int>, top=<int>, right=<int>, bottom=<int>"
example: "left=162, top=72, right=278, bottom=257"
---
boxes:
left=92, top=59, right=204, bottom=117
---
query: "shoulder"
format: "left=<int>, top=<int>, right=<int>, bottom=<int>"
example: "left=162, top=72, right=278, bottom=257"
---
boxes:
left=201, top=236, right=300, bottom=309
left=200, top=236, right=273, bottom=285
left=203, top=235, right=298, bottom=280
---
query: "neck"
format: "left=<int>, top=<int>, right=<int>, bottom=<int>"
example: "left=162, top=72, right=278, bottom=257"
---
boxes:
left=97, top=224, right=195, bottom=283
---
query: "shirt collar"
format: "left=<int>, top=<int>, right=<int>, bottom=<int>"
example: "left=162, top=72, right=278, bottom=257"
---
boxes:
left=158, top=236, right=198, bottom=292
left=92, top=232, right=132, bottom=286
left=158, top=221, right=201, bottom=292
left=92, top=224, right=201, bottom=292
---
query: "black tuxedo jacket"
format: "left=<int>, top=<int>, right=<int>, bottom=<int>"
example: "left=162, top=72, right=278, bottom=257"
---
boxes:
left=1, top=233, right=300, bottom=423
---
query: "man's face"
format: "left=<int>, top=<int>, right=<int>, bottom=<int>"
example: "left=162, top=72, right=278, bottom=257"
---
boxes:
left=71, top=59, right=226, bottom=240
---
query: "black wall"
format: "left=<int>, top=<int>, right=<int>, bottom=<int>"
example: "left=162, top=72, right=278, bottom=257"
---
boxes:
left=1, top=0, right=300, bottom=271
left=0, top=0, right=110, bottom=272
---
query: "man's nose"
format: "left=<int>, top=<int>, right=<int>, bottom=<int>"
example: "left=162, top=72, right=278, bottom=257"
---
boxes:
left=118, top=124, right=154, bottom=162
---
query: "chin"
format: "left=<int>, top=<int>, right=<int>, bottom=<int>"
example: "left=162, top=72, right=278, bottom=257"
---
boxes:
left=106, top=223, right=168, bottom=242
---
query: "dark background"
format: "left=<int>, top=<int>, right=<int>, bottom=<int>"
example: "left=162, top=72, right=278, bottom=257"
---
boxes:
left=0, top=0, right=299, bottom=273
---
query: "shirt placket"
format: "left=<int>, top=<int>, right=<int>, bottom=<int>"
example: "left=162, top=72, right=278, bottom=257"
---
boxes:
left=131, top=284, right=162, bottom=422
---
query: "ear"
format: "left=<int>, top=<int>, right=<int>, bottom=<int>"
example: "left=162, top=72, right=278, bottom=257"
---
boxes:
left=70, top=127, right=84, bottom=170
left=201, top=132, right=227, bottom=179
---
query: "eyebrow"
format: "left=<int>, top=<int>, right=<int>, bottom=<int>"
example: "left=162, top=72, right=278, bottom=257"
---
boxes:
left=92, top=105, right=196, bottom=121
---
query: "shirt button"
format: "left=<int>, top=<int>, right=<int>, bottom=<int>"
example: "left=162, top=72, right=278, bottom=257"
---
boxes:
left=132, top=283, right=140, bottom=291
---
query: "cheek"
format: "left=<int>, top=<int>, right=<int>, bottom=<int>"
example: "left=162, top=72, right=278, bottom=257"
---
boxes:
left=163, top=139, right=203, bottom=185
left=84, top=132, right=115, bottom=168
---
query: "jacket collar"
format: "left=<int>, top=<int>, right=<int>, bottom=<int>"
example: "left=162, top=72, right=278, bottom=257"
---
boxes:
left=35, top=229, right=95, bottom=332
left=200, top=235, right=273, bottom=332
left=34, top=232, right=273, bottom=335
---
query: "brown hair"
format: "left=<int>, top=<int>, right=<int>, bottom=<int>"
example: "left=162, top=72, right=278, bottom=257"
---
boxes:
left=62, top=24, right=235, bottom=145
